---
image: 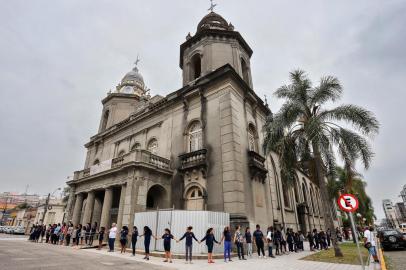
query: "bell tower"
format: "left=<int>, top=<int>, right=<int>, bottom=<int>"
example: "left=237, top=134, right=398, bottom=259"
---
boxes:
left=179, top=10, right=254, bottom=88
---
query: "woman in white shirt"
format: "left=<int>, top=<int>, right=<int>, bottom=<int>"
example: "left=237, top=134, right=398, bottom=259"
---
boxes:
left=108, top=223, right=117, bottom=252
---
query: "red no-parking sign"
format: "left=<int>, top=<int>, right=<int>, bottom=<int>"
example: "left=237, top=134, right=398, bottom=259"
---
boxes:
left=337, top=194, right=359, bottom=213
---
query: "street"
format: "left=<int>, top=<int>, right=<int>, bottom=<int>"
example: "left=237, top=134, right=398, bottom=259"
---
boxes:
left=383, top=249, right=406, bottom=270
left=0, top=235, right=166, bottom=270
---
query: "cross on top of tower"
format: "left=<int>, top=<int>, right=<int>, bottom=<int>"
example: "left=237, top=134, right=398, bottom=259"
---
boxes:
left=134, top=54, right=141, bottom=67
left=208, top=0, right=217, bottom=12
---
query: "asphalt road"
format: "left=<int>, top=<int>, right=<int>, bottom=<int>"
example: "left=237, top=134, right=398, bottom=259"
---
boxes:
left=0, top=235, right=166, bottom=270
left=383, top=249, right=406, bottom=270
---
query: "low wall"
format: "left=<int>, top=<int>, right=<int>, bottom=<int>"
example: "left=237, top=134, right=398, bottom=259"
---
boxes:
left=134, top=210, right=230, bottom=254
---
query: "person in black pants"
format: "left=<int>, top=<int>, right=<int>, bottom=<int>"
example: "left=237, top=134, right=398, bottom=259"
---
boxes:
left=131, top=226, right=138, bottom=256
left=155, top=228, right=177, bottom=263
left=178, top=226, right=199, bottom=264
left=234, top=225, right=246, bottom=260
left=97, top=227, right=105, bottom=250
left=287, top=229, right=294, bottom=252
left=140, top=226, right=152, bottom=260
left=253, top=224, right=266, bottom=258
left=200, top=228, right=219, bottom=263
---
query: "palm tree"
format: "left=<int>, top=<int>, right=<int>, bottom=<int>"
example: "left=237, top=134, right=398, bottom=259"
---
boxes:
left=263, top=70, right=379, bottom=257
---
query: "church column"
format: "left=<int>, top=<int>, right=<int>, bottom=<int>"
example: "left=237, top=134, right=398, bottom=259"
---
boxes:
left=115, top=184, right=127, bottom=244
left=82, top=191, right=95, bottom=225
left=72, top=193, right=84, bottom=226
left=100, top=188, right=113, bottom=229
left=65, top=186, right=76, bottom=223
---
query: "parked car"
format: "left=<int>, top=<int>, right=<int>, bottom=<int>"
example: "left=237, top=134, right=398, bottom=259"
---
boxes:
left=13, top=226, right=25, bottom=235
left=378, top=229, right=406, bottom=250
left=0, top=226, right=5, bottom=233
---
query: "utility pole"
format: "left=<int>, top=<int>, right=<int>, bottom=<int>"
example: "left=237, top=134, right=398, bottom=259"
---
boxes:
left=41, top=193, right=50, bottom=225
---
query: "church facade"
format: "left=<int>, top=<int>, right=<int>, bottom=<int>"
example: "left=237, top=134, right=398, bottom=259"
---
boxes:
left=66, top=11, right=325, bottom=234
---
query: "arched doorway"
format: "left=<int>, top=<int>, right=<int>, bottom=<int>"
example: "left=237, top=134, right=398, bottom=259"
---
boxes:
left=146, top=185, right=168, bottom=209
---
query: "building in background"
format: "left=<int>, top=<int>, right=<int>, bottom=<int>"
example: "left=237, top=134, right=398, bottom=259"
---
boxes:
left=382, top=199, right=401, bottom=228
left=395, top=202, right=406, bottom=223
left=0, top=192, right=40, bottom=208
left=400, top=184, right=406, bottom=203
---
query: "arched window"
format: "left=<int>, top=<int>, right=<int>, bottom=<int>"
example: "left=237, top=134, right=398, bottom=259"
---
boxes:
left=188, top=121, right=203, bottom=152
left=248, top=125, right=258, bottom=151
left=147, top=138, right=158, bottom=154
left=101, top=110, right=109, bottom=131
left=283, top=185, right=290, bottom=208
left=118, top=150, right=126, bottom=157
left=131, top=142, right=141, bottom=151
left=241, top=58, right=249, bottom=84
left=186, top=186, right=204, bottom=210
left=190, top=54, right=201, bottom=80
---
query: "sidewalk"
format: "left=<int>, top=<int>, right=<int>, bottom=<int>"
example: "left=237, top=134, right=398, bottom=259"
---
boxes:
left=83, top=247, right=372, bottom=270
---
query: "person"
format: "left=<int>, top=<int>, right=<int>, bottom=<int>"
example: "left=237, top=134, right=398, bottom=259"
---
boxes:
left=363, top=226, right=379, bottom=263
left=97, top=227, right=105, bottom=250
left=244, top=227, right=253, bottom=258
left=266, top=226, right=275, bottom=258
left=293, top=231, right=299, bottom=252
left=108, top=223, right=117, bottom=252
left=72, top=225, right=77, bottom=246
left=253, top=224, right=266, bottom=258
left=307, top=231, right=314, bottom=251
left=120, top=226, right=129, bottom=254
left=220, top=226, right=232, bottom=262
left=85, top=223, right=91, bottom=245
left=313, top=229, right=319, bottom=249
left=274, top=229, right=282, bottom=255
left=130, top=226, right=138, bottom=256
left=234, top=225, right=246, bottom=260
left=299, top=231, right=305, bottom=251
left=336, top=227, right=343, bottom=242
left=59, top=223, right=66, bottom=245
left=140, top=226, right=153, bottom=260
left=89, top=222, right=97, bottom=246
left=80, top=224, right=85, bottom=245
left=77, top=224, right=83, bottom=245
left=29, top=225, right=36, bottom=241
left=66, top=222, right=73, bottom=246
left=155, top=228, right=177, bottom=263
left=326, top=228, right=331, bottom=247
left=201, top=227, right=219, bottom=263
left=45, top=224, right=51, bottom=243
left=178, top=226, right=199, bottom=264
left=287, top=228, right=294, bottom=252
left=40, top=225, right=46, bottom=243
left=53, top=224, right=60, bottom=245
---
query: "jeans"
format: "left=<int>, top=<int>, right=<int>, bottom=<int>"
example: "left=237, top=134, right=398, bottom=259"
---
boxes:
left=66, top=234, right=71, bottom=246
left=185, top=245, right=192, bottom=261
left=224, top=241, right=231, bottom=260
left=108, top=238, right=115, bottom=251
left=256, top=241, right=265, bottom=256
left=236, top=242, right=244, bottom=258
left=268, top=245, right=273, bottom=256
left=247, top=243, right=252, bottom=257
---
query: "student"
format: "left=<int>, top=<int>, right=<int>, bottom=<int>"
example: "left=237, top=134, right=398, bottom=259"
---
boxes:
left=97, top=226, right=105, bottom=250
left=253, top=224, right=266, bottom=258
left=200, top=228, right=219, bottom=263
left=120, top=226, right=129, bottom=254
left=108, top=223, right=117, bottom=252
left=280, top=227, right=287, bottom=254
left=80, top=224, right=85, bottom=245
left=234, top=225, right=246, bottom=260
left=363, top=226, right=379, bottom=263
left=40, top=225, right=46, bottom=243
left=293, top=231, right=299, bottom=252
left=299, top=231, right=305, bottom=251
left=178, top=226, right=199, bottom=264
left=66, top=222, right=73, bottom=246
left=220, top=226, right=232, bottom=262
left=307, top=231, right=314, bottom=251
left=45, top=224, right=51, bottom=243
left=131, top=226, right=138, bottom=256
left=155, top=228, right=177, bottom=263
left=244, top=227, right=253, bottom=258
left=89, top=222, right=97, bottom=246
left=72, top=225, right=77, bottom=246
left=313, top=229, right=319, bottom=249
left=140, top=226, right=153, bottom=260
left=85, top=223, right=91, bottom=245
left=266, top=226, right=275, bottom=258
left=287, top=228, right=294, bottom=252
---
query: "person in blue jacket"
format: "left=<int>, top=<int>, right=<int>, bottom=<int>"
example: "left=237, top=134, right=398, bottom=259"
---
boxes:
left=140, top=226, right=152, bottom=260
left=154, top=228, right=178, bottom=263
left=200, top=228, right=219, bottom=263
left=220, top=226, right=232, bottom=262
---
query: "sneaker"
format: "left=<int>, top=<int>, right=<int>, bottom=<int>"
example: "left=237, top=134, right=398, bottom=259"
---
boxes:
left=229, top=259, right=233, bottom=262
left=146, top=257, right=149, bottom=261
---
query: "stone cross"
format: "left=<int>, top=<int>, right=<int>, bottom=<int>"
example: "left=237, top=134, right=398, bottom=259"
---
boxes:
left=208, top=0, right=217, bottom=12
left=135, top=54, right=140, bottom=66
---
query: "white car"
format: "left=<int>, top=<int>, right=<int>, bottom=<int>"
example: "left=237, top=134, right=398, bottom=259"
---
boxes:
left=13, top=226, right=25, bottom=235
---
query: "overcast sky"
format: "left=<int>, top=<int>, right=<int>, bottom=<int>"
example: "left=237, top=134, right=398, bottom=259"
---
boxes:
left=1, top=0, right=405, bottom=219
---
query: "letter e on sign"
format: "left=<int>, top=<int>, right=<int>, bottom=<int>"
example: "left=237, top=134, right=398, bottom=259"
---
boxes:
left=337, top=194, right=359, bottom=213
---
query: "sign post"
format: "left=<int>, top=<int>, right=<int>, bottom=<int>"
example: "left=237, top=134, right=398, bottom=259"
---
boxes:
left=338, top=194, right=364, bottom=270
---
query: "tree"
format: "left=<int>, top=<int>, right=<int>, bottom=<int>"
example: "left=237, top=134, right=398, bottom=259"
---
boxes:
left=263, top=70, right=379, bottom=257
left=61, top=186, right=71, bottom=210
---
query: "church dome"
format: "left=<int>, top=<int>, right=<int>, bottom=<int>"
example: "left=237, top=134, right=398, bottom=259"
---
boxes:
left=197, top=11, right=232, bottom=33
left=122, top=66, right=144, bottom=86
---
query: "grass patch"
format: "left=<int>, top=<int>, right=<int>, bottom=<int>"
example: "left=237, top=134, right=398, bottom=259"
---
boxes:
left=301, top=242, right=369, bottom=265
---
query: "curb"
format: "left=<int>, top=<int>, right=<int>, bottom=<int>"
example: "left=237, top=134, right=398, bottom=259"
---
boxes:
left=377, top=239, right=386, bottom=270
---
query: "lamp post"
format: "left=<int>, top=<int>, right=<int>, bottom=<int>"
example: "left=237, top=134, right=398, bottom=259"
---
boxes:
left=40, top=188, right=61, bottom=225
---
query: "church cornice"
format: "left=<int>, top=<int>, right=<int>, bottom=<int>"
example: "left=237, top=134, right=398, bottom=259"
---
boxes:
left=179, top=29, right=253, bottom=68
left=85, top=64, right=270, bottom=147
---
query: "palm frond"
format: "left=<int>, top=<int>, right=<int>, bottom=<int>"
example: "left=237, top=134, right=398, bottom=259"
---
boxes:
left=310, top=76, right=342, bottom=106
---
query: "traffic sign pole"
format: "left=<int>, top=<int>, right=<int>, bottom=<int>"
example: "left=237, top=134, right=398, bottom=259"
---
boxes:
left=349, top=211, right=364, bottom=270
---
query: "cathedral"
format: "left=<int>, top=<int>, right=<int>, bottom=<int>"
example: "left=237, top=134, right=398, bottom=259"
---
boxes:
left=66, top=10, right=326, bottom=234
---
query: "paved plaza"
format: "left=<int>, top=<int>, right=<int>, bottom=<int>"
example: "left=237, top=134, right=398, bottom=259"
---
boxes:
left=0, top=234, right=383, bottom=270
